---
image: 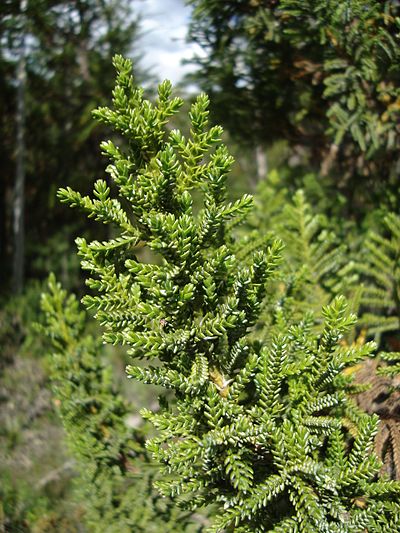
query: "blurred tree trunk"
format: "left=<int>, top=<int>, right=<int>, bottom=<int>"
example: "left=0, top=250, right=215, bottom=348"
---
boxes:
left=12, top=0, right=27, bottom=294
left=255, top=145, right=267, bottom=183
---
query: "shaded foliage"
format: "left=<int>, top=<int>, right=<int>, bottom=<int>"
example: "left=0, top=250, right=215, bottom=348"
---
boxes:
left=0, top=0, right=143, bottom=292
left=187, top=0, right=400, bottom=212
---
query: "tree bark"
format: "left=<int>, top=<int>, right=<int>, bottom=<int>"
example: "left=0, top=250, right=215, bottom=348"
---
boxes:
left=12, top=0, right=27, bottom=294
left=255, top=144, right=268, bottom=183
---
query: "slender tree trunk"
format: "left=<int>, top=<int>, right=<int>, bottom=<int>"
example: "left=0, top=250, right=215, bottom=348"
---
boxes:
left=12, top=0, right=27, bottom=294
left=77, top=1, right=91, bottom=83
left=255, top=144, right=268, bottom=182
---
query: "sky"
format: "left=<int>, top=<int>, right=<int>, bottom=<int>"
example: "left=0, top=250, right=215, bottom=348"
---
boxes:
left=137, top=0, right=203, bottom=85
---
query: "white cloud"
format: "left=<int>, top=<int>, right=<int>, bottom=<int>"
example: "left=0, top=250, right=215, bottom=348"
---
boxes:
left=137, top=0, right=203, bottom=85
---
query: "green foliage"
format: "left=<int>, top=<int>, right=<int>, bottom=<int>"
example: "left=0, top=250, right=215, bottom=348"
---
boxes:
left=357, top=212, right=400, bottom=338
left=0, top=0, right=145, bottom=291
left=144, top=297, right=400, bottom=532
left=0, top=472, right=79, bottom=533
left=58, top=56, right=400, bottom=531
left=41, top=274, right=202, bottom=532
left=0, top=280, right=46, bottom=367
left=240, top=177, right=357, bottom=341
left=378, top=351, right=400, bottom=384
left=187, top=0, right=400, bottom=210
left=0, top=282, right=80, bottom=532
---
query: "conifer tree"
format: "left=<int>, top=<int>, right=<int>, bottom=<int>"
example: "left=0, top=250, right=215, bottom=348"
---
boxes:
left=40, top=274, right=202, bottom=532
left=57, top=56, right=400, bottom=531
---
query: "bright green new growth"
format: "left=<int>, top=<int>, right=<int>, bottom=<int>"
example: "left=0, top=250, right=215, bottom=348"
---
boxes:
left=58, top=56, right=400, bottom=531
left=40, top=274, right=201, bottom=533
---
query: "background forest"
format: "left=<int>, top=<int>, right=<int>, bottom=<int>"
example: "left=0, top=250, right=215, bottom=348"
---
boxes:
left=1, top=1, right=400, bottom=531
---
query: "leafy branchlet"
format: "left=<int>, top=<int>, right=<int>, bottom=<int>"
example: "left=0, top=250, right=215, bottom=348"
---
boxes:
left=57, top=56, right=400, bottom=531
left=41, top=274, right=201, bottom=532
